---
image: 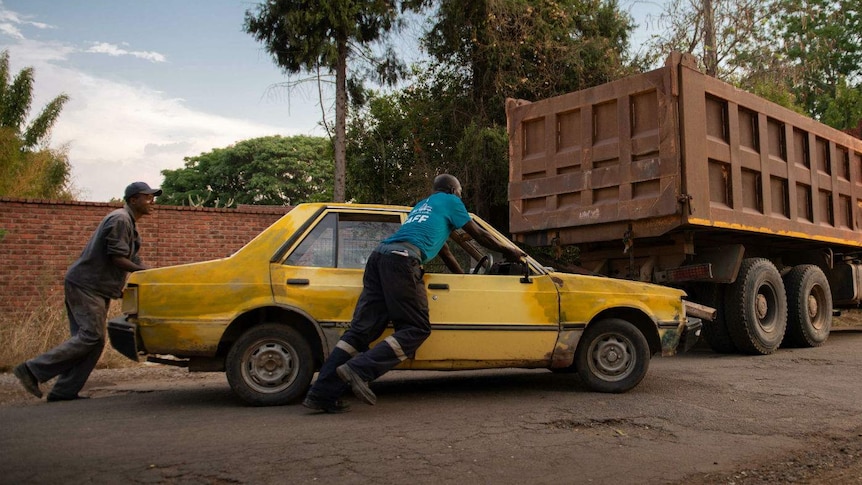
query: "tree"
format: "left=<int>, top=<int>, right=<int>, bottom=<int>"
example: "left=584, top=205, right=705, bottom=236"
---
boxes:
left=774, top=0, right=862, bottom=126
left=244, top=0, right=403, bottom=203
left=349, top=0, right=635, bottom=228
left=0, top=50, right=73, bottom=199
left=159, top=135, right=334, bottom=207
left=642, top=0, right=781, bottom=81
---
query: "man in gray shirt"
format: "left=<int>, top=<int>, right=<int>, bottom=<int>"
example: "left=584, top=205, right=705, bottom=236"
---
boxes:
left=13, top=182, right=161, bottom=402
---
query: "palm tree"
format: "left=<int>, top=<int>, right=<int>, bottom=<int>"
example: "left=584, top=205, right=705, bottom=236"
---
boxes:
left=0, top=50, right=69, bottom=150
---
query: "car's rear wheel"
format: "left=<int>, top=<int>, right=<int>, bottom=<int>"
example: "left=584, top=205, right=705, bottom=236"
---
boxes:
left=226, top=323, right=313, bottom=406
left=574, top=318, right=650, bottom=393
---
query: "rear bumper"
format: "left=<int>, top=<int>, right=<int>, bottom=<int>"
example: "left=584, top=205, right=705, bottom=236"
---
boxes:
left=107, top=317, right=141, bottom=362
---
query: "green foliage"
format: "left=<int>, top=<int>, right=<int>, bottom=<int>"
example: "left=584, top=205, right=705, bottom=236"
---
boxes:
left=0, top=50, right=69, bottom=150
left=417, top=0, right=635, bottom=125
left=159, top=135, right=334, bottom=207
left=244, top=0, right=402, bottom=82
left=0, top=127, right=73, bottom=199
left=774, top=0, right=862, bottom=128
left=818, top=82, right=862, bottom=130
left=0, top=50, right=72, bottom=199
left=349, top=0, right=636, bottom=230
left=244, top=0, right=406, bottom=202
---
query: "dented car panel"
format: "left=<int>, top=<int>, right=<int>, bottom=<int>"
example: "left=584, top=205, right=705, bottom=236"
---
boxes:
left=108, top=202, right=700, bottom=406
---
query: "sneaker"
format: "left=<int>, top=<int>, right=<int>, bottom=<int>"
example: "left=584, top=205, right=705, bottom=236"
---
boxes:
left=13, top=363, right=42, bottom=399
left=301, top=394, right=351, bottom=413
left=46, top=394, right=90, bottom=403
left=336, top=364, right=377, bottom=405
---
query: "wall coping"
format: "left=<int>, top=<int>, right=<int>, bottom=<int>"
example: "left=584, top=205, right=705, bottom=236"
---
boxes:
left=0, top=197, right=292, bottom=214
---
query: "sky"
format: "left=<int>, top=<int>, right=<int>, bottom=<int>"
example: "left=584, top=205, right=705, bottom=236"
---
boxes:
left=0, top=0, right=662, bottom=202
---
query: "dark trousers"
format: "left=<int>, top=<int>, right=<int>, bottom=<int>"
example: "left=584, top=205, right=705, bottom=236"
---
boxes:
left=308, top=246, right=431, bottom=401
left=26, top=280, right=108, bottom=399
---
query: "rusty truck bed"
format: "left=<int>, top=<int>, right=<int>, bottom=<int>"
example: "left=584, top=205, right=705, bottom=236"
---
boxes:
left=507, top=53, right=862, bottom=251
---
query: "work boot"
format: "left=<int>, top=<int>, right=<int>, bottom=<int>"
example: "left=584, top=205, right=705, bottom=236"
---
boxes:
left=301, top=393, right=351, bottom=413
left=336, top=364, right=377, bottom=405
left=47, top=394, right=90, bottom=403
left=13, top=363, right=42, bottom=399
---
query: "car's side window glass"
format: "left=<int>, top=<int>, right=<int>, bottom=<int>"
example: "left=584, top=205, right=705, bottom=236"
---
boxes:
left=337, top=215, right=402, bottom=269
left=424, top=239, right=474, bottom=274
left=285, top=212, right=402, bottom=269
left=285, top=213, right=337, bottom=267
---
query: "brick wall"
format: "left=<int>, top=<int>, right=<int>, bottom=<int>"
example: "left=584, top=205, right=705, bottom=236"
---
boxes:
left=0, top=198, right=291, bottom=317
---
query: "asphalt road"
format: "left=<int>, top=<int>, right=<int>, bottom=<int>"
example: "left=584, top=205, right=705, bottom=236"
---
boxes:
left=2, top=329, right=862, bottom=484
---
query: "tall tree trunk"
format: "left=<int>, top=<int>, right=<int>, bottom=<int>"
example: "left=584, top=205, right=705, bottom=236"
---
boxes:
left=703, top=0, right=718, bottom=77
left=334, top=36, right=348, bottom=202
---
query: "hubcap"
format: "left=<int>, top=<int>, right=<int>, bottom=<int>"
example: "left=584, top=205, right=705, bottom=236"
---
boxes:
left=589, top=334, right=634, bottom=381
left=243, top=341, right=297, bottom=392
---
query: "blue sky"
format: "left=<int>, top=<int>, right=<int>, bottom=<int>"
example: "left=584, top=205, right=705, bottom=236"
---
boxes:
left=0, top=0, right=661, bottom=202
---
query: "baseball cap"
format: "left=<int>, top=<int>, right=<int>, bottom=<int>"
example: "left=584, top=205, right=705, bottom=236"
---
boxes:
left=124, top=181, right=163, bottom=199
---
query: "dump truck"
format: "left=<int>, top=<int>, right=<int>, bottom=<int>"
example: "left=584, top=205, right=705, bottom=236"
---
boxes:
left=506, top=52, right=862, bottom=355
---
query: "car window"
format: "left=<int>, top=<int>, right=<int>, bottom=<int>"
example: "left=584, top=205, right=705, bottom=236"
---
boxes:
left=338, top=216, right=401, bottom=269
left=285, top=213, right=337, bottom=267
left=285, top=212, right=402, bottom=269
left=424, top=229, right=503, bottom=275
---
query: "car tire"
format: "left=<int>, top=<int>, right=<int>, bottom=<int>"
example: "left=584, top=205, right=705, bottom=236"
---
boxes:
left=574, top=318, right=650, bottom=393
left=782, top=265, right=831, bottom=348
left=725, top=258, right=787, bottom=355
left=226, top=323, right=314, bottom=406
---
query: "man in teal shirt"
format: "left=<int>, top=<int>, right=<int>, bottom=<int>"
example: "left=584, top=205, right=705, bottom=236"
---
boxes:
left=303, top=174, right=524, bottom=413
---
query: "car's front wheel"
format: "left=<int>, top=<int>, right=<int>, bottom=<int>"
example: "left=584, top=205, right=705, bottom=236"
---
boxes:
left=226, top=323, right=313, bottom=406
left=575, top=318, right=650, bottom=393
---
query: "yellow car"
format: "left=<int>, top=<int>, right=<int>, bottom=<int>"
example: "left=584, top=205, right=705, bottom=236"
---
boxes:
left=108, top=203, right=702, bottom=406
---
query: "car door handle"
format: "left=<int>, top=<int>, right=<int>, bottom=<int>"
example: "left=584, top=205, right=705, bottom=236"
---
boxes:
left=428, top=283, right=449, bottom=290
left=286, top=278, right=310, bottom=285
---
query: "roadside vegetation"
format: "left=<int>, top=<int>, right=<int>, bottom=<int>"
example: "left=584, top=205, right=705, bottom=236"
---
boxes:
left=0, top=301, right=135, bottom=372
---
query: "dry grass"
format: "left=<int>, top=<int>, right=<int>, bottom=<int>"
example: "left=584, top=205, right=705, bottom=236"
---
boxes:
left=0, top=300, right=139, bottom=372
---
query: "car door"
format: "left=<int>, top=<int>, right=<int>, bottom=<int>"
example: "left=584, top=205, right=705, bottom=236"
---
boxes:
left=270, top=208, right=404, bottom=327
left=408, top=228, right=562, bottom=369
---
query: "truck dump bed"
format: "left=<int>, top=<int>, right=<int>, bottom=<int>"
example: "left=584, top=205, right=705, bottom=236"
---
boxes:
left=507, top=53, right=862, bottom=250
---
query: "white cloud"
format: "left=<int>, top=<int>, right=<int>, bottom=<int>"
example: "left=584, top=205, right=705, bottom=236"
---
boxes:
left=0, top=1, right=52, bottom=39
left=86, top=42, right=167, bottom=63
left=0, top=1, right=314, bottom=202
left=0, top=22, right=22, bottom=39
left=45, top=63, right=288, bottom=201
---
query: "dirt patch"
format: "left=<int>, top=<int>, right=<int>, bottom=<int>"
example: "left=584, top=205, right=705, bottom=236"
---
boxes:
left=678, top=430, right=862, bottom=484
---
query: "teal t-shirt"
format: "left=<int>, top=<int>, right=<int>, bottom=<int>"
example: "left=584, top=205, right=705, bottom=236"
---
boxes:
left=383, top=192, right=471, bottom=263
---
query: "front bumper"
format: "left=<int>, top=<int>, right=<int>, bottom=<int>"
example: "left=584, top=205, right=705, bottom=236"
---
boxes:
left=107, top=317, right=141, bottom=362
left=679, top=317, right=703, bottom=353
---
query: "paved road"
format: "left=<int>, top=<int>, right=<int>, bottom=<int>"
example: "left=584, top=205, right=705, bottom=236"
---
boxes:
left=2, top=329, right=862, bottom=484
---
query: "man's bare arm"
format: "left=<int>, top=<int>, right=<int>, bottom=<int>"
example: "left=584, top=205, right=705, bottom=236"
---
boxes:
left=461, top=220, right=526, bottom=261
left=439, top=243, right=464, bottom=274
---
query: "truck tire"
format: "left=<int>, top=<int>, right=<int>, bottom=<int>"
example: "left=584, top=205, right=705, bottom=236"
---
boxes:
left=688, top=283, right=737, bottom=354
left=226, top=323, right=314, bottom=406
left=782, top=265, right=831, bottom=348
left=724, top=258, right=787, bottom=355
left=575, top=318, right=650, bottom=393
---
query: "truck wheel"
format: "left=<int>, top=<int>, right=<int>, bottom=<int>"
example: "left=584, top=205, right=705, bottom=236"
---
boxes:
left=688, top=283, right=737, bottom=354
left=226, top=323, right=314, bottom=406
left=782, top=265, right=831, bottom=348
left=575, top=318, right=650, bottom=393
left=725, top=258, right=787, bottom=355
